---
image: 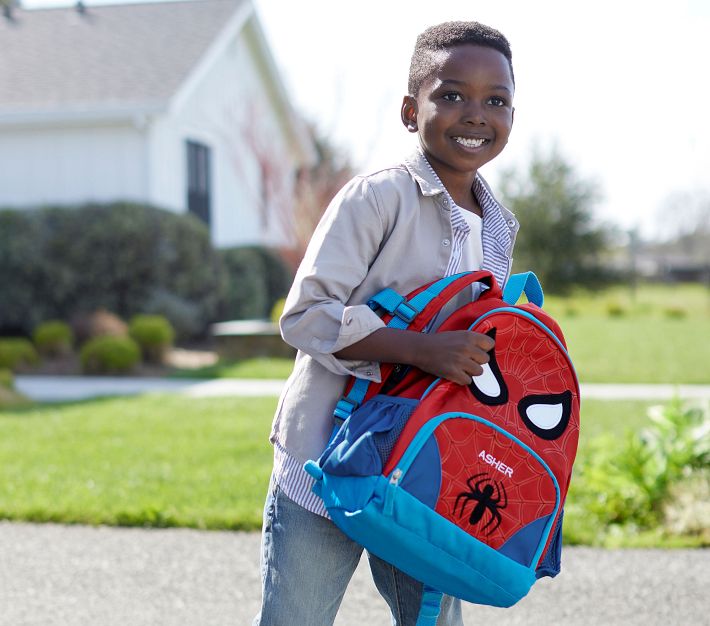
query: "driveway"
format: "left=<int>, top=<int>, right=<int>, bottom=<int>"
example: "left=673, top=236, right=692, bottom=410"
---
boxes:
left=0, top=522, right=708, bottom=626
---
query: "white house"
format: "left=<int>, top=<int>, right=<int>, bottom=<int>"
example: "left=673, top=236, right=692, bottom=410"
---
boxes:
left=0, top=0, right=316, bottom=248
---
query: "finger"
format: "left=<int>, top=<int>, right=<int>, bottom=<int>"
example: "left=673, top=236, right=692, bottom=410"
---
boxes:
left=469, top=349, right=490, bottom=365
left=478, top=334, right=495, bottom=352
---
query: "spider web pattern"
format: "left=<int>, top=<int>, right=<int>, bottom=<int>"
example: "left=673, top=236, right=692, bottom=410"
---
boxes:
left=469, top=314, right=581, bottom=485
left=433, top=418, right=556, bottom=549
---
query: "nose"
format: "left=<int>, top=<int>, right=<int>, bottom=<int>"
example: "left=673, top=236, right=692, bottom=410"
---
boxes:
left=462, top=101, right=486, bottom=125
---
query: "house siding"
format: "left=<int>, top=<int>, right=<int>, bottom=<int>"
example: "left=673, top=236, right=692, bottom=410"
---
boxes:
left=0, top=123, right=148, bottom=208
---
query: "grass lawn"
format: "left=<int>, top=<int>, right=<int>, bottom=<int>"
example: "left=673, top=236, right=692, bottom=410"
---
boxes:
left=0, top=394, right=657, bottom=533
left=0, top=395, right=276, bottom=530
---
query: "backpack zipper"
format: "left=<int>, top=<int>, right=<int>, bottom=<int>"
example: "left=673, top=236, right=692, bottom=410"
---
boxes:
left=384, top=468, right=402, bottom=516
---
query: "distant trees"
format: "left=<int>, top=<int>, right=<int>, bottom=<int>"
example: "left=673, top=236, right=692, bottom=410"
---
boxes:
left=499, top=148, right=614, bottom=293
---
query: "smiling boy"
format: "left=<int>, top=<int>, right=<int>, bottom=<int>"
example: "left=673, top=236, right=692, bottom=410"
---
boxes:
left=254, top=21, right=518, bottom=626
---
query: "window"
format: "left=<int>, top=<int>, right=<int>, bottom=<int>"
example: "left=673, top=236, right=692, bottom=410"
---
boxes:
left=186, top=140, right=211, bottom=225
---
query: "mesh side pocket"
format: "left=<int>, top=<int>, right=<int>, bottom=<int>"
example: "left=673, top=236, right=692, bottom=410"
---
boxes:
left=320, top=395, right=418, bottom=477
left=372, top=401, right=415, bottom=463
left=536, top=509, right=564, bottom=579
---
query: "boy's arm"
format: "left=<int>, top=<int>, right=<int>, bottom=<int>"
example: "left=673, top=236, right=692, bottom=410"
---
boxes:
left=280, top=176, right=390, bottom=381
left=335, top=327, right=494, bottom=386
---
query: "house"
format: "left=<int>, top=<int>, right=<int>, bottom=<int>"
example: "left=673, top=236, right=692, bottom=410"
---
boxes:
left=0, top=0, right=317, bottom=248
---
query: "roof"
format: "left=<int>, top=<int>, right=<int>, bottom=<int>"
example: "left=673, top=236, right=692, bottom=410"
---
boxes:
left=0, top=0, right=247, bottom=117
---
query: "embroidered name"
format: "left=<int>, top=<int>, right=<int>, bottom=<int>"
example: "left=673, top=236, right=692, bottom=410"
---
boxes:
left=478, top=450, right=513, bottom=478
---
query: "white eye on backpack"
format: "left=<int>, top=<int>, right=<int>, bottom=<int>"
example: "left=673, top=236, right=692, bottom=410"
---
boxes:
left=471, top=363, right=500, bottom=398
left=518, top=391, right=573, bottom=440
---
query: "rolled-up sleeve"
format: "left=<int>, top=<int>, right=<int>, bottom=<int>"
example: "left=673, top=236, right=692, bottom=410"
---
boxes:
left=279, top=176, right=388, bottom=381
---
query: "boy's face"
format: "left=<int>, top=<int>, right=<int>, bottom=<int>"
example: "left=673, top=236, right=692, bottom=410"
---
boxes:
left=402, top=45, right=514, bottom=185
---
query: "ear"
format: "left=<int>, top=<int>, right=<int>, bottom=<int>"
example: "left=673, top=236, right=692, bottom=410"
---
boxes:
left=401, top=95, right=418, bottom=133
left=511, top=106, right=515, bottom=128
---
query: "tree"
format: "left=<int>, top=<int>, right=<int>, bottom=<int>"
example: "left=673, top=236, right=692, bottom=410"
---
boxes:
left=498, top=148, right=612, bottom=293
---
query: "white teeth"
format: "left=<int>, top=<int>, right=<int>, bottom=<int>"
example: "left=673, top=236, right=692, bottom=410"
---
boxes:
left=454, top=136, right=486, bottom=148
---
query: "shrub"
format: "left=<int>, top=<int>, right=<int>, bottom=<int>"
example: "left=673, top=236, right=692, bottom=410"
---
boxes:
left=73, top=309, right=128, bottom=344
left=0, top=338, right=39, bottom=371
left=0, top=203, right=224, bottom=338
left=219, top=246, right=292, bottom=320
left=663, top=306, right=687, bottom=319
left=33, top=320, right=73, bottom=356
left=0, top=368, right=14, bottom=390
left=80, top=336, right=141, bottom=374
left=270, top=298, right=286, bottom=324
left=568, top=399, right=710, bottom=544
left=605, top=301, right=627, bottom=317
left=129, top=314, right=175, bottom=363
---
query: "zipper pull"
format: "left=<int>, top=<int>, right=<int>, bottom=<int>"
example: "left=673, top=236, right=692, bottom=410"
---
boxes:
left=384, top=469, right=402, bottom=516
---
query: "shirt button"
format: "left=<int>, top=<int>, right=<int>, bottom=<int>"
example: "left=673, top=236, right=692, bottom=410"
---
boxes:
left=507, top=219, right=516, bottom=227
left=443, top=238, right=450, bottom=247
left=345, top=317, right=352, bottom=325
left=366, top=370, right=373, bottom=377
left=442, top=198, right=449, bottom=207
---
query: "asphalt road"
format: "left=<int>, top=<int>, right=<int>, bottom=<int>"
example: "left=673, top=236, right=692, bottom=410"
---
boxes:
left=0, top=522, right=708, bottom=626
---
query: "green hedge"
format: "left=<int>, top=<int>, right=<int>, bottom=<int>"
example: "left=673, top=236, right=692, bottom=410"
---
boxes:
left=129, top=314, right=175, bottom=363
left=0, top=338, right=39, bottom=371
left=0, top=204, right=224, bottom=338
left=80, top=336, right=141, bottom=374
left=33, top=320, right=73, bottom=356
left=219, top=246, right=293, bottom=320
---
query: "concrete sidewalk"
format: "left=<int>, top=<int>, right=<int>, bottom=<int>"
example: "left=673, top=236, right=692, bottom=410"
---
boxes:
left=0, top=522, right=707, bottom=626
left=14, top=375, right=710, bottom=402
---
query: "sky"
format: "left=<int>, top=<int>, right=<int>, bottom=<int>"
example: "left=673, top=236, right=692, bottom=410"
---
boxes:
left=22, top=0, right=710, bottom=238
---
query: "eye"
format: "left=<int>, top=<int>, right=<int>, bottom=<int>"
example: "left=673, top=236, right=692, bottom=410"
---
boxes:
left=487, top=96, right=507, bottom=107
left=469, top=328, right=508, bottom=406
left=518, top=391, right=572, bottom=440
left=442, top=92, right=463, bottom=102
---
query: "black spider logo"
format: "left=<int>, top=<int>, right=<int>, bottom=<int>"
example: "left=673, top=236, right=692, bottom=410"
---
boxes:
left=454, top=473, right=507, bottom=535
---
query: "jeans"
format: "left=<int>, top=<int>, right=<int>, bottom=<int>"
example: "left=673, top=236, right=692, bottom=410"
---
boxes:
left=253, top=478, right=463, bottom=626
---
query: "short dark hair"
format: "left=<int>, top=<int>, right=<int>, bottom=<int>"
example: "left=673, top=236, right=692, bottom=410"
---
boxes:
left=407, top=21, right=514, bottom=96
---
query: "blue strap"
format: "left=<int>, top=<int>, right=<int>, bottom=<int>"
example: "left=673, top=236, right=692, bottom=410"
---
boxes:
left=502, top=271, right=544, bottom=307
left=368, top=288, right=419, bottom=323
left=416, top=586, right=443, bottom=626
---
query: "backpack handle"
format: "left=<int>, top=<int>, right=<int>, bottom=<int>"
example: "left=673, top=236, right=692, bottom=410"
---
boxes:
left=502, top=271, right=544, bottom=307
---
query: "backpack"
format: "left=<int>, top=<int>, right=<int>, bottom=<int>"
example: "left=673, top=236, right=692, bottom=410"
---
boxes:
left=304, top=270, right=580, bottom=621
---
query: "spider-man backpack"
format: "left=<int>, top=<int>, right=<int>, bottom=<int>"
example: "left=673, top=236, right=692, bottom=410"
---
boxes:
left=304, top=270, right=580, bottom=624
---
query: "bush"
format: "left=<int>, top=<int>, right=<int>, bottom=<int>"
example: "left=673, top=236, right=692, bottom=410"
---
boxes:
left=0, top=203, right=224, bottom=338
left=73, top=309, right=128, bottom=344
left=605, top=301, right=627, bottom=317
left=33, top=320, right=73, bottom=356
left=0, top=338, right=39, bottom=371
left=129, top=314, right=175, bottom=363
left=219, top=246, right=292, bottom=320
left=80, top=336, right=141, bottom=374
left=0, top=368, right=14, bottom=389
left=270, top=298, right=286, bottom=324
left=567, top=399, right=710, bottom=545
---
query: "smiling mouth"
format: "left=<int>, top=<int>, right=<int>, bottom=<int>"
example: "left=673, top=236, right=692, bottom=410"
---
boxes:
left=454, top=136, right=489, bottom=148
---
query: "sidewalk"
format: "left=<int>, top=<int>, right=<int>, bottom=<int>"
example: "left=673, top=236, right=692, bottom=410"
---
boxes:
left=14, top=374, right=710, bottom=402
left=0, top=522, right=707, bottom=626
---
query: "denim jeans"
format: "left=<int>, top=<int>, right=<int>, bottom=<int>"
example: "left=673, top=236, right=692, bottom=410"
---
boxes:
left=253, top=478, right=463, bottom=626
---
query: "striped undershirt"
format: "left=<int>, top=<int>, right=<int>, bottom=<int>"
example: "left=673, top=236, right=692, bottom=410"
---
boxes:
left=274, top=156, right=513, bottom=518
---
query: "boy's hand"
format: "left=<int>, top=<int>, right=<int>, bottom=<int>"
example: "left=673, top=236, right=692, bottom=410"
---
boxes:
left=413, top=331, right=494, bottom=385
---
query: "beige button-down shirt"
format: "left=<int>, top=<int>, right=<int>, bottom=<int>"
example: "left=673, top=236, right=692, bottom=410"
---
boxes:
left=271, top=149, right=519, bottom=499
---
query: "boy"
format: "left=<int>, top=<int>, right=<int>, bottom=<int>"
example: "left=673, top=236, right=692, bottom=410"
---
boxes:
left=255, top=21, right=518, bottom=626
